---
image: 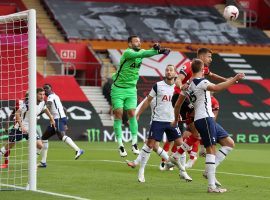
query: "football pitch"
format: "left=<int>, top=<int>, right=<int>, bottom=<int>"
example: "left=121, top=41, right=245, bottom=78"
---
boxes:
left=2, top=142, right=270, bottom=200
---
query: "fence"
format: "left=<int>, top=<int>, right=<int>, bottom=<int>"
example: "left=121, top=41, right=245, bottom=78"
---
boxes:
left=42, top=60, right=113, bottom=86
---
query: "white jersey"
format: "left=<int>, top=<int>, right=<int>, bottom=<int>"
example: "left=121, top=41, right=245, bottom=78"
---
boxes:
left=14, top=100, right=47, bottom=132
left=149, top=80, right=175, bottom=122
left=184, top=78, right=214, bottom=121
left=47, top=93, right=66, bottom=119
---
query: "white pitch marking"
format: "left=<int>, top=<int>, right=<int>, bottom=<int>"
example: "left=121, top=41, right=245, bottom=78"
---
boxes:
left=35, top=189, right=90, bottom=200
left=0, top=183, right=90, bottom=200
left=49, top=159, right=270, bottom=179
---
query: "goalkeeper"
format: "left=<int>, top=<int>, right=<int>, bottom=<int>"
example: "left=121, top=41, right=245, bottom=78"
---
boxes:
left=111, top=35, right=170, bottom=157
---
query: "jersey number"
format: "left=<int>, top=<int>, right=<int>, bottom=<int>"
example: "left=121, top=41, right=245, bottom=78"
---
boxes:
left=188, top=91, right=197, bottom=103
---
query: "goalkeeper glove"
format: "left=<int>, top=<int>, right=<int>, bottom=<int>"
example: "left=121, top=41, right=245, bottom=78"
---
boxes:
left=153, top=43, right=161, bottom=50
left=158, top=48, right=170, bottom=55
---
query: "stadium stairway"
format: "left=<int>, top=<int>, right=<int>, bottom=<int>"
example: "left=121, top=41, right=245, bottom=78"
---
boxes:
left=80, top=86, right=113, bottom=127
left=37, top=56, right=56, bottom=76
left=22, top=0, right=65, bottom=43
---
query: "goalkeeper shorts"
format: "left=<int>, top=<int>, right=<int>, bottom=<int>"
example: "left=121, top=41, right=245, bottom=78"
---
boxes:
left=111, top=85, right=137, bottom=110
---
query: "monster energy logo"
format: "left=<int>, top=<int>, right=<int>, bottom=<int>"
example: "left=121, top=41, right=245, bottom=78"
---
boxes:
left=87, top=128, right=100, bottom=142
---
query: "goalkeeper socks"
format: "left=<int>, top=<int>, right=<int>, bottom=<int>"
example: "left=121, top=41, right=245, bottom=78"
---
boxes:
left=114, top=119, right=123, bottom=147
left=206, top=154, right=216, bottom=189
left=129, top=116, right=138, bottom=145
left=156, top=147, right=169, bottom=161
left=215, top=146, right=233, bottom=168
left=62, top=136, right=80, bottom=152
left=41, top=140, right=49, bottom=163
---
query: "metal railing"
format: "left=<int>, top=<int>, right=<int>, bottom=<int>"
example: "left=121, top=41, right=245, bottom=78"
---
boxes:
left=43, top=60, right=76, bottom=77
left=42, top=60, right=113, bottom=86
left=242, top=8, right=257, bottom=28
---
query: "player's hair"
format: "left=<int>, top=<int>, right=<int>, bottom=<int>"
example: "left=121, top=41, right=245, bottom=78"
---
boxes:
left=197, top=48, right=212, bottom=56
left=191, top=59, right=204, bottom=73
left=43, top=83, right=52, bottom=90
left=37, top=87, right=45, bottom=94
left=166, top=64, right=176, bottom=71
left=128, top=35, right=139, bottom=43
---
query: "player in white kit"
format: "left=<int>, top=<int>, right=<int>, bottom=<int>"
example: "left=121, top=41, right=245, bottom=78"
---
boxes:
left=172, top=59, right=244, bottom=193
left=0, top=88, right=55, bottom=163
left=38, top=84, right=84, bottom=168
left=126, top=65, right=191, bottom=182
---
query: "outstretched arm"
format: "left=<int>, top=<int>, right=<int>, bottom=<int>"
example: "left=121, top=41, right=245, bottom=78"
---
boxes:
left=207, top=72, right=227, bottom=82
left=124, top=44, right=170, bottom=60
left=124, top=49, right=159, bottom=59
left=207, top=73, right=245, bottom=92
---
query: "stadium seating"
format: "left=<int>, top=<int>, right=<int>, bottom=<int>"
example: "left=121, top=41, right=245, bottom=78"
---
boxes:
left=42, top=0, right=270, bottom=45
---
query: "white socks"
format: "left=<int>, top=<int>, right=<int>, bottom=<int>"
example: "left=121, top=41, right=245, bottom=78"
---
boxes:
left=41, top=140, right=49, bottom=163
left=215, top=146, right=233, bottom=168
left=139, top=144, right=152, bottom=175
left=156, top=147, right=169, bottom=161
left=206, top=154, right=216, bottom=189
left=133, top=144, right=147, bottom=165
left=62, top=136, right=80, bottom=152
left=180, top=152, right=187, bottom=167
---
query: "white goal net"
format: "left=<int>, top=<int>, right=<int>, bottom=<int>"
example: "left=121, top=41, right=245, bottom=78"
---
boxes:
left=0, top=10, right=36, bottom=191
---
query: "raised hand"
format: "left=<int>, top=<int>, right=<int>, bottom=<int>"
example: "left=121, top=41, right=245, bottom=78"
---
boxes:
left=235, top=73, right=245, bottom=81
left=153, top=43, right=161, bottom=50
left=159, top=48, right=170, bottom=55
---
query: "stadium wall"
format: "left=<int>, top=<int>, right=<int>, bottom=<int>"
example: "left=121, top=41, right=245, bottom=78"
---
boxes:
left=50, top=43, right=102, bottom=86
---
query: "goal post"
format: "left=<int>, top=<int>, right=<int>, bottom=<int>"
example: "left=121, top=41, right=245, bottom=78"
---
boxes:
left=0, top=9, right=36, bottom=191
left=28, top=9, right=37, bottom=192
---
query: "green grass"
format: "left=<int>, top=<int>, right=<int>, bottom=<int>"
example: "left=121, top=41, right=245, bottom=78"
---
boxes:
left=1, top=142, right=270, bottom=200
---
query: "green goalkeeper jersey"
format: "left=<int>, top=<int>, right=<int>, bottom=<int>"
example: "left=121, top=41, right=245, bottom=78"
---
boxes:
left=112, top=48, right=159, bottom=88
